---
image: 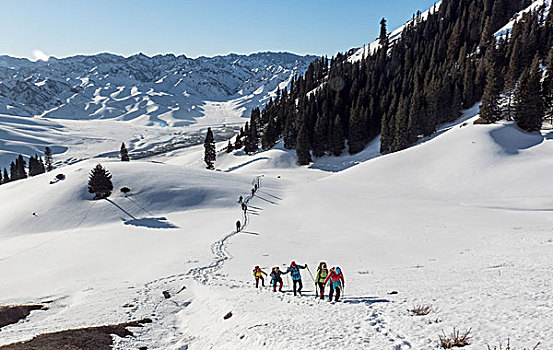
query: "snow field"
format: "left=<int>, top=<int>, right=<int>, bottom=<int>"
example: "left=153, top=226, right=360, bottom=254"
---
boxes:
left=1, top=108, right=553, bottom=349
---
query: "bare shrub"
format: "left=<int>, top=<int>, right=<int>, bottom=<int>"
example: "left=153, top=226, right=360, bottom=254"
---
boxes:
left=409, top=304, right=436, bottom=316
left=439, top=328, right=471, bottom=348
left=487, top=339, right=541, bottom=350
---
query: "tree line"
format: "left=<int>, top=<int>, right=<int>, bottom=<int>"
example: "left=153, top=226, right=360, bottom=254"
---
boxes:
left=0, top=147, right=53, bottom=185
left=223, top=0, right=552, bottom=165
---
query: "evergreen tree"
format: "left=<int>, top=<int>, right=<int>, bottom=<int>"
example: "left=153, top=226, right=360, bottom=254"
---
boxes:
left=16, top=155, right=27, bottom=180
left=348, top=103, right=369, bottom=154
left=244, top=109, right=260, bottom=154
left=480, top=64, right=502, bottom=123
left=204, top=127, right=216, bottom=170
left=234, top=136, right=243, bottom=150
left=296, top=123, right=312, bottom=165
left=226, top=140, right=234, bottom=153
left=28, top=156, right=38, bottom=177
left=331, top=114, right=345, bottom=156
left=543, top=47, right=553, bottom=123
left=3, top=168, right=9, bottom=183
left=38, top=157, right=45, bottom=174
left=313, top=113, right=329, bottom=157
left=9, top=161, right=17, bottom=181
left=44, top=147, right=53, bottom=172
left=515, top=56, right=544, bottom=132
left=120, top=143, right=130, bottom=161
left=28, top=155, right=45, bottom=177
left=88, top=164, right=113, bottom=199
left=379, top=18, right=388, bottom=42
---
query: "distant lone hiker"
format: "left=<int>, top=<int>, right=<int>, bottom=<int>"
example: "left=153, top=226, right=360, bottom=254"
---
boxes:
left=251, top=188, right=255, bottom=196
left=286, top=261, right=307, bottom=296
left=242, top=203, right=247, bottom=213
left=236, top=220, right=241, bottom=232
left=238, top=195, right=243, bottom=203
left=325, top=267, right=345, bottom=302
left=252, top=266, right=267, bottom=288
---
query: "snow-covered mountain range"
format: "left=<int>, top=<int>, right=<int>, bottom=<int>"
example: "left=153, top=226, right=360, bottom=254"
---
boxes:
left=0, top=52, right=316, bottom=126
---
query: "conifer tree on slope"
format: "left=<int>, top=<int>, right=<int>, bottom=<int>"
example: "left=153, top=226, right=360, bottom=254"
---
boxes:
left=16, top=155, right=27, bottom=180
left=44, top=147, right=53, bottom=172
left=543, top=47, right=553, bottom=124
left=9, top=161, right=17, bottom=181
left=296, top=123, right=312, bottom=165
left=331, top=114, right=345, bottom=156
left=226, top=140, right=234, bottom=153
left=515, top=56, right=544, bottom=132
left=480, top=64, right=502, bottom=123
left=204, top=127, right=216, bottom=170
left=3, top=168, right=9, bottom=184
left=379, top=18, right=388, bottom=43
left=120, top=143, right=130, bottom=161
left=88, top=164, right=113, bottom=199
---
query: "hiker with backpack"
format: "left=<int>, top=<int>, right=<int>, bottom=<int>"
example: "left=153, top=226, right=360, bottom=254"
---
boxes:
left=270, top=266, right=285, bottom=292
left=236, top=220, right=241, bottom=232
left=252, top=266, right=267, bottom=288
left=324, top=266, right=345, bottom=302
left=286, top=261, right=307, bottom=296
left=315, top=262, right=329, bottom=299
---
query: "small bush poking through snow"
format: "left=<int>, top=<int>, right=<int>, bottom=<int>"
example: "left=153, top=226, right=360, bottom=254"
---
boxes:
left=438, top=328, right=471, bottom=349
left=487, top=339, right=541, bottom=350
left=409, top=304, right=436, bottom=316
left=120, top=187, right=131, bottom=197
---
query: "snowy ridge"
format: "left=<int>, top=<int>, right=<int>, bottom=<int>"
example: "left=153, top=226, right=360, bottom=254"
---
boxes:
left=495, top=0, right=552, bottom=40
left=0, top=52, right=316, bottom=126
left=348, top=1, right=442, bottom=63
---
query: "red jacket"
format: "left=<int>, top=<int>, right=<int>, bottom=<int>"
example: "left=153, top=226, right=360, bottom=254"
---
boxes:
left=324, top=268, right=344, bottom=286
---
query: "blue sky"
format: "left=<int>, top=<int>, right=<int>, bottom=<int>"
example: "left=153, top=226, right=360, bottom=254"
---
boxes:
left=0, top=0, right=438, bottom=59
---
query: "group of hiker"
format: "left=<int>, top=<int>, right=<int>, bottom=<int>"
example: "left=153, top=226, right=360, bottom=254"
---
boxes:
left=252, top=261, right=345, bottom=302
left=240, top=178, right=346, bottom=302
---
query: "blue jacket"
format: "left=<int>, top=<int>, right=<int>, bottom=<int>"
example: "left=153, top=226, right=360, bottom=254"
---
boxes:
left=286, top=265, right=305, bottom=281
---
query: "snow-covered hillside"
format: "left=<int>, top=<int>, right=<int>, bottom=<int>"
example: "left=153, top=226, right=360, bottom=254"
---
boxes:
left=0, top=52, right=316, bottom=125
left=1, top=106, right=552, bottom=349
left=495, top=0, right=552, bottom=40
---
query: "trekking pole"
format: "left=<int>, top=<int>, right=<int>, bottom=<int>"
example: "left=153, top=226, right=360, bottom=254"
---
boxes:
left=315, top=281, right=319, bottom=299
left=306, top=266, right=316, bottom=297
left=283, top=264, right=290, bottom=290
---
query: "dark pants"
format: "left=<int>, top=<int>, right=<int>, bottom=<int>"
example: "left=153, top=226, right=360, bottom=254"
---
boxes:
left=317, top=282, right=325, bottom=299
left=292, top=279, right=303, bottom=296
left=255, top=276, right=264, bottom=288
left=272, top=279, right=283, bottom=292
left=328, top=284, right=341, bottom=301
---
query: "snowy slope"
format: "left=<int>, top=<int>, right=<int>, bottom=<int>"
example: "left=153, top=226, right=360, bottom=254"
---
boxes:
left=348, top=1, right=442, bottom=63
left=495, top=0, right=552, bottom=40
left=1, top=106, right=553, bottom=349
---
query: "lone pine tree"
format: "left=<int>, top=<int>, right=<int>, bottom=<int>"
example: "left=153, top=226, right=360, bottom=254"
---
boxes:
left=88, top=164, right=113, bottom=199
left=120, top=143, right=130, bottom=161
left=44, top=147, right=53, bottom=172
left=204, top=127, right=216, bottom=170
